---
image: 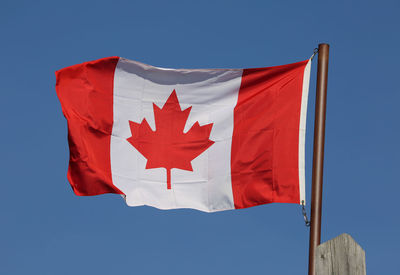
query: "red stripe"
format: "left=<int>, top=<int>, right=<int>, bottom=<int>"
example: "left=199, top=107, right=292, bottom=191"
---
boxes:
left=231, top=60, right=308, bottom=209
left=56, top=57, right=124, bottom=196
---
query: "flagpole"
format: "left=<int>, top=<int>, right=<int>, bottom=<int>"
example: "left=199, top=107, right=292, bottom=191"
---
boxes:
left=308, top=43, right=329, bottom=275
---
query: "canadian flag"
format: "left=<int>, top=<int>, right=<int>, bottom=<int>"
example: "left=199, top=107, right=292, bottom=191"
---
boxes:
left=56, top=56, right=311, bottom=212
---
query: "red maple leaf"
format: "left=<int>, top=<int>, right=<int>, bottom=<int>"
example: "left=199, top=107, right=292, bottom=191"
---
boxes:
left=127, top=90, right=215, bottom=189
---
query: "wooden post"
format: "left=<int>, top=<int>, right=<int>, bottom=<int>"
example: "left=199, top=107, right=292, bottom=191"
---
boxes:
left=316, top=233, right=366, bottom=275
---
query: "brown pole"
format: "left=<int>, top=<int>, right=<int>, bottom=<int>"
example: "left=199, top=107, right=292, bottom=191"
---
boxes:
left=308, top=43, right=329, bottom=275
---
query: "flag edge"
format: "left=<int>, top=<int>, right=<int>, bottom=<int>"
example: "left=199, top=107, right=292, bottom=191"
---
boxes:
left=298, top=59, right=312, bottom=204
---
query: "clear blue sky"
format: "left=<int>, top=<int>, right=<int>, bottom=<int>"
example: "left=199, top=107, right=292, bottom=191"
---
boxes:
left=1, top=0, right=399, bottom=274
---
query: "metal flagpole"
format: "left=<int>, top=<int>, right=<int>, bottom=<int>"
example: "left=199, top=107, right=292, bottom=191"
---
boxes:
left=308, top=43, right=330, bottom=275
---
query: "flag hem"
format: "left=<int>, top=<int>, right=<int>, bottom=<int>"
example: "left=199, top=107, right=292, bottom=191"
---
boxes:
left=298, top=59, right=312, bottom=204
